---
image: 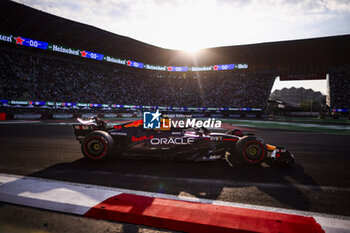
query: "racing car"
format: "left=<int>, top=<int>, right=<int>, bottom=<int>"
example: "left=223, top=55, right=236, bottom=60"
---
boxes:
left=73, top=117, right=294, bottom=167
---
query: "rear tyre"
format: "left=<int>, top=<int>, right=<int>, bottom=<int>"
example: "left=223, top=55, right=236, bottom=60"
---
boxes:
left=233, top=136, right=267, bottom=166
left=81, top=130, right=114, bottom=160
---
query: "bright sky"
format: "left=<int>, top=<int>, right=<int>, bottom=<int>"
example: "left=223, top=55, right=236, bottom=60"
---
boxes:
left=13, top=0, right=350, bottom=93
left=271, top=77, right=328, bottom=95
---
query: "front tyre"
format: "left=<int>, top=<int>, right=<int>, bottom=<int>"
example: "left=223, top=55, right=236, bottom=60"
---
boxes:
left=234, top=136, right=267, bottom=166
left=81, top=130, right=114, bottom=160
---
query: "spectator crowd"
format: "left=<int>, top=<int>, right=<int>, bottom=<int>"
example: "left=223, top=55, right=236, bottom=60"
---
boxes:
left=0, top=45, right=275, bottom=109
left=329, top=70, right=350, bottom=109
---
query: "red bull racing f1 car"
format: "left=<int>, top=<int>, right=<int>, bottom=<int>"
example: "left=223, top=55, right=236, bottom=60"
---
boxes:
left=73, top=117, right=294, bottom=167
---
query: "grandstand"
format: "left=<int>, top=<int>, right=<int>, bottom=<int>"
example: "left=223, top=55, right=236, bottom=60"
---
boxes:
left=0, top=43, right=274, bottom=109
left=0, top=1, right=350, bottom=117
left=329, top=70, right=350, bottom=110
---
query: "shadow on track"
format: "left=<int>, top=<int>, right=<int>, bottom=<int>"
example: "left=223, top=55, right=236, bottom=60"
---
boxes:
left=23, top=157, right=320, bottom=211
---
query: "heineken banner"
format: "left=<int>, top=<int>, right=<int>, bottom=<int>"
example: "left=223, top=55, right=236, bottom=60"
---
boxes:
left=47, top=44, right=80, bottom=56
left=0, top=32, right=248, bottom=72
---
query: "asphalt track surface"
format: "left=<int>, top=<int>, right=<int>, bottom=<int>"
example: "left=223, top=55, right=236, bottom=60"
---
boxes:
left=0, top=122, right=349, bottom=219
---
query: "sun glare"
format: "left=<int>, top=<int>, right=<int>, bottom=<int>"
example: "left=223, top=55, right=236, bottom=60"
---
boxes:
left=178, top=41, right=204, bottom=55
left=183, top=47, right=200, bottom=54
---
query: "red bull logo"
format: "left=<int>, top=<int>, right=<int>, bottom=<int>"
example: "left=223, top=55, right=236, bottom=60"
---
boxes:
left=132, top=135, right=154, bottom=142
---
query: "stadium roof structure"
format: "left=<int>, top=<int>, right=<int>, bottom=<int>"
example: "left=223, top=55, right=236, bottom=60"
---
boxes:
left=1, top=0, right=350, bottom=74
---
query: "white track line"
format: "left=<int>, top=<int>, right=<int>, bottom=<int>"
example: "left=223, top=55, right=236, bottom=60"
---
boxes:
left=0, top=173, right=349, bottom=232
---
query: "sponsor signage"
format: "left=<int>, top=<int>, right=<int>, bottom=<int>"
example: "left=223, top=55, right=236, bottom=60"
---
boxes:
left=34, top=101, right=46, bottom=106
left=213, top=64, right=235, bottom=71
left=1, top=31, right=249, bottom=72
left=104, top=114, right=117, bottom=118
left=14, top=36, right=48, bottom=50
left=121, top=113, right=133, bottom=118
left=0, top=99, right=260, bottom=112
left=14, top=114, right=41, bottom=119
left=332, top=108, right=348, bottom=112
left=80, top=50, right=104, bottom=60
left=0, top=33, right=12, bottom=42
left=82, top=114, right=97, bottom=118
left=126, top=60, right=144, bottom=68
left=10, top=100, right=28, bottom=105
left=47, top=44, right=80, bottom=56
left=76, top=103, right=88, bottom=107
left=144, top=64, right=167, bottom=71
left=237, top=64, right=248, bottom=69
left=190, top=66, right=212, bottom=71
left=167, top=66, right=188, bottom=72
left=103, top=56, right=126, bottom=65
left=53, top=114, right=73, bottom=119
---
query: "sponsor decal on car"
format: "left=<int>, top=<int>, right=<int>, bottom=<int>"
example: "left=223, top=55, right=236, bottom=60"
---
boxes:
left=110, top=132, right=127, bottom=136
left=132, top=135, right=154, bottom=142
left=74, top=125, right=95, bottom=130
left=171, top=132, right=182, bottom=135
left=150, top=137, right=195, bottom=145
left=124, top=120, right=143, bottom=128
